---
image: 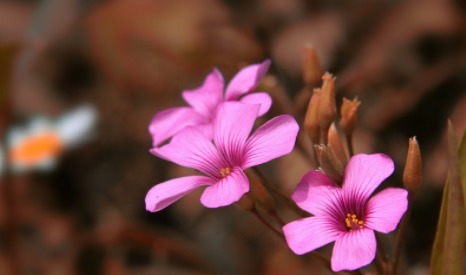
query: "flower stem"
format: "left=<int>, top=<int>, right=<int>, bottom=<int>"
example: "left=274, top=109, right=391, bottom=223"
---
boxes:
left=296, top=132, right=318, bottom=168
left=308, top=251, right=333, bottom=273
left=391, top=191, right=415, bottom=274
left=374, top=233, right=389, bottom=274
left=345, top=133, right=354, bottom=156
left=252, top=167, right=308, bottom=218
left=268, top=209, right=285, bottom=226
left=250, top=208, right=285, bottom=240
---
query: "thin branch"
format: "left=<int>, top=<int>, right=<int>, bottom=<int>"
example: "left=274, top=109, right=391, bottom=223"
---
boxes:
left=252, top=167, right=308, bottom=218
left=250, top=208, right=285, bottom=240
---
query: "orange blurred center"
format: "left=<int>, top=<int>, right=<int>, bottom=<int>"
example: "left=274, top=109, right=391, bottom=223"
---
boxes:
left=10, top=132, right=63, bottom=165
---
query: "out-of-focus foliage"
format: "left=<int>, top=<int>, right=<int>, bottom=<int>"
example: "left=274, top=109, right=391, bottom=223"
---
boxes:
left=430, top=124, right=465, bottom=274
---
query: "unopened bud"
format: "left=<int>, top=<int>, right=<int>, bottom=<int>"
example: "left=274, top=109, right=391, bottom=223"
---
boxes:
left=304, top=88, right=322, bottom=145
left=403, top=137, right=422, bottom=192
left=315, top=144, right=343, bottom=182
left=318, top=72, right=337, bottom=134
left=247, top=170, right=274, bottom=211
left=302, top=44, right=322, bottom=86
left=328, top=123, right=349, bottom=165
left=340, top=97, right=361, bottom=136
left=327, top=144, right=345, bottom=176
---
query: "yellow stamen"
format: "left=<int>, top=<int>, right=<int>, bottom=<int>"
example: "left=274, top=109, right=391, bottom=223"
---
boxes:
left=344, top=213, right=364, bottom=231
left=220, top=167, right=231, bottom=178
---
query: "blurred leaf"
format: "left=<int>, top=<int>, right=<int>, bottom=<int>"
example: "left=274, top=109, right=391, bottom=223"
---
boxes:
left=430, top=122, right=465, bottom=274
left=459, top=127, right=466, bottom=212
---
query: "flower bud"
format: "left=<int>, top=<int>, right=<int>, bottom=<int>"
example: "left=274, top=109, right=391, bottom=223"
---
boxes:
left=340, top=97, right=361, bottom=137
left=303, top=88, right=322, bottom=145
left=403, top=137, right=422, bottom=192
left=315, top=144, right=343, bottom=182
left=302, top=44, right=322, bottom=86
left=328, top=123, right=349, bottom=165
left=318, top=72, right=336, bottom=137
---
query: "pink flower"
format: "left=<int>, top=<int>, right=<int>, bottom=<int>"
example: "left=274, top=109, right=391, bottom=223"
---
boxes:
left=145, top=102, right=299, bottom=211
left=149, top=60, right=272, bottom=147
left=283, top=154, right=408, bottom=272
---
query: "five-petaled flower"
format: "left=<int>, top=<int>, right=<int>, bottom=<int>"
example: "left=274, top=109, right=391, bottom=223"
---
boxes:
left=145, top=102, right=299, bottom=211
left=149, top=60, right=272, bottom=147
left=283, top=154, right=408, bottom=272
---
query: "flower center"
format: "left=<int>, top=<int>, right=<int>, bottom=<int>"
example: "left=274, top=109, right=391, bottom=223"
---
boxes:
left=220, top=167, right=231, bottom=178
left=345, top=213, right=364, bottom=231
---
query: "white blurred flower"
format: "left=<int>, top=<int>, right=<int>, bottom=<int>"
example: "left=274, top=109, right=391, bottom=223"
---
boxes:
left=6, top=105, right=97, bottom=174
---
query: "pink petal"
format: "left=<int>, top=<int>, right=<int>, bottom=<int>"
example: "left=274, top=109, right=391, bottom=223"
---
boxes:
left=242, top=115, right=299, bottom=168
left=239, top=92, right=272, bottom=116
left=182, top=68, right=224, bottom=118
left=145, top=176, right=214, bottom=212
left=342, top=154, right=394, bottom=202
left=148, top=107, right=205, bottom=147
left=292, top=184, right=344, bottom=221
left=283, top=216, right=341, bottom=255
left=225, top=59, right=271, bottom=100
left=200, top=167, right=249, bottom=208
left=213, top=102, right=259, bottom=163
left=331, top=229, right=376, bottom=272
left=291, top=170, right=336, bottom=213
left=151, top=127, right=224, bottom=177
left=196, top=123, right=213, bottom=141
left=364, top=188, right=408, bottom=233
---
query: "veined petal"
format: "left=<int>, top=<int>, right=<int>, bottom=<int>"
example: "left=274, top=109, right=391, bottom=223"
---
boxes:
left=148, top=107, right=205, bottom=147
left=342, top=154, right=394, bottom=203
left=243, top=115, right=299, bottom=168
left=292, top=185, right=345, bottom=225
left=225, top=59, right=271, bottom=100
left=283, top=216, right=341, bottom=255
left=364, top=188, right=408, bottom=233
left=239, top=92, right=272, bottom=116
left=151, top=127, right=224, bottom=177
left=200, top=167, right=249, bottom=208
left=182, top=68, right=224, bottom=118
left=213, top=102, right=259, bottom=164
left=331, top=229, right=376, bottom=272
left=292, top=170, right=335, bottom=213
left=145, top=176, right=214, bottom=212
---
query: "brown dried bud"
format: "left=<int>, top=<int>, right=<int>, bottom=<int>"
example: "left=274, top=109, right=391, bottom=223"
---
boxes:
left=328, top=123, right=349, bottom=165
left=315, top=144, right=343, bottom=182
left=304, top=88, right=322, bottom=145
left=318, top=72, right=337, bottom=134
left=247, top=170, right=274, bottom=211
left=302, top=44, right=322, bottom=86
left=340, top=97, right=361, bottom=136
left=403, top=137, right=422, bottom=192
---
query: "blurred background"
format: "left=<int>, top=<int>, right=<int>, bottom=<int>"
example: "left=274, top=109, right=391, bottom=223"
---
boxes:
left=0, top=0, right=465, bottom=274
